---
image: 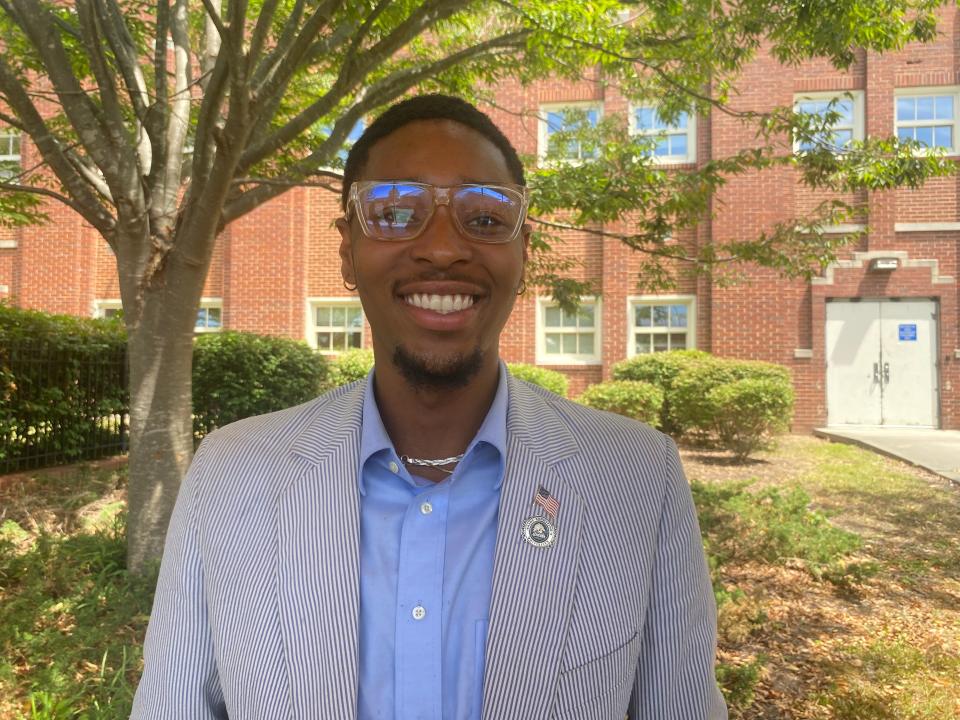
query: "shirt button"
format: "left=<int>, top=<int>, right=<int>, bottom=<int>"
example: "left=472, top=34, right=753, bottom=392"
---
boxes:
left=420, top=501, right=433, bottom=515
left=412, top=605, right=426, bottom=621
left=388, top=461, right=399, bottom=473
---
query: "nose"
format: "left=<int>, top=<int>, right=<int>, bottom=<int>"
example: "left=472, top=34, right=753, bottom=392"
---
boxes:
left=409, top=204, right=473, bottom=267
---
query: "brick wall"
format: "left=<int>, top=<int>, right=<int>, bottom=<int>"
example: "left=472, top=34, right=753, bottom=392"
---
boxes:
left=3, top=21, right=959, bottom=431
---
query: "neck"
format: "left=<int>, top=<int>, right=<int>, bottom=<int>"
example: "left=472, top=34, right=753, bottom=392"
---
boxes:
left=372, top=353, right=500, bottom=477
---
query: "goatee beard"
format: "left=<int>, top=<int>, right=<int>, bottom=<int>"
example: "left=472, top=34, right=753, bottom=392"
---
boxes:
left=392, top=345, right=484, bottom=391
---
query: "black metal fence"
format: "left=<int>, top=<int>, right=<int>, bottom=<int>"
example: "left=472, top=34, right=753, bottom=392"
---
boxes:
left=1, top=340, right=128, bottom=474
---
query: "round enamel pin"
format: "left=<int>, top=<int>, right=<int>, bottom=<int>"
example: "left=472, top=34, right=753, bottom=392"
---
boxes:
left=522, top=515, right=556, bottom=548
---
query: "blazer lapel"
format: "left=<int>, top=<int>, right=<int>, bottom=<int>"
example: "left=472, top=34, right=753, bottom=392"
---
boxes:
left=481, top=378, right=584, bottom=720
left=277, top=383, right=365, bottom=720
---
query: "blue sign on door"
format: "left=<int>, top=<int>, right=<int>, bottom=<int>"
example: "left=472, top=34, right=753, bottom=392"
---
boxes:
left=898, top=323, right=918, bottom=341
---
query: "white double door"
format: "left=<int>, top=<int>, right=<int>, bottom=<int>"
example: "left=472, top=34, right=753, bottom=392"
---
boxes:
left=826, top=300, right=939, bottom=427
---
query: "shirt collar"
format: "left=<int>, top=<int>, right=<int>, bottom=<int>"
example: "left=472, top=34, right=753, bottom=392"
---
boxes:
left=358, top=361, right=509, bottom=495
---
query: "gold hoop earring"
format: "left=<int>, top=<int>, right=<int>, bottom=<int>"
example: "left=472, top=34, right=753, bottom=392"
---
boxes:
left=343, top=280, right=357, bottom=292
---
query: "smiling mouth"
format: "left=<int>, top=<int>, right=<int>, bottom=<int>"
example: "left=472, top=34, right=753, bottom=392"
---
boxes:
left=403, top=293, right=476, bottom=315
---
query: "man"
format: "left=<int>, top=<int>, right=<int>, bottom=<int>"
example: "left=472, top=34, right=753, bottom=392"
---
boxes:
left=131, top=94, right=727, bottom=720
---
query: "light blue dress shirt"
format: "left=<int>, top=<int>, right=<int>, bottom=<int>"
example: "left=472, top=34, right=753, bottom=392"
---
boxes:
left=357, top=364, right=507, bottom=720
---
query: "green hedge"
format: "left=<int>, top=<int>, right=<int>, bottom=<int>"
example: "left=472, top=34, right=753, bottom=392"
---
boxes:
left=709, top=377, right=795, bottom=460
left=576, top=380, right=664, bottom=427
left=0, top=303, right=128, bottom=469
left=669, top=356, right=793, bottom=457
left=507, top=363, right=569, bottom=396
left=192, top=331, right=329, bottom=436
left=611, top=350, right=709, bottom=432
left=327, top=349, right=375, bottom=387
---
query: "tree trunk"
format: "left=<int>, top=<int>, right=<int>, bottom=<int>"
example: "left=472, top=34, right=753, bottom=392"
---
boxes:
left=124, top=249, right=208, bottom=574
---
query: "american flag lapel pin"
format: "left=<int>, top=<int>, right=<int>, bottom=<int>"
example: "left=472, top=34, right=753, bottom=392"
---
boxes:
left=522, top=484, right=558, bottom=548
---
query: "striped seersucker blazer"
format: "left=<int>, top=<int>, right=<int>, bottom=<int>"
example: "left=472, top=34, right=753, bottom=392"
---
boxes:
left=131, top=374, right=727, bottom=720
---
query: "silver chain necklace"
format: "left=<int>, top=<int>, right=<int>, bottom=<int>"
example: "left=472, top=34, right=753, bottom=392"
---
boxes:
left=400, top=453, right=465, bottom=474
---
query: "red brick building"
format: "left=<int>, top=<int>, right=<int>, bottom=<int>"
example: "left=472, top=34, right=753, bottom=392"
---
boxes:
left=2, top=28, right=959, bottom=432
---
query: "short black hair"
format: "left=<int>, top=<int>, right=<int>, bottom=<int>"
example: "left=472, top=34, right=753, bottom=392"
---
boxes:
left=341, top=94, right=525, bottom=210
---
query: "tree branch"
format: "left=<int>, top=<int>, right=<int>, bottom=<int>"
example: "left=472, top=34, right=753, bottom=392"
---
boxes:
left=225, top=29, right=528, bottom=224
left=0, top=55, right=116, bottom=238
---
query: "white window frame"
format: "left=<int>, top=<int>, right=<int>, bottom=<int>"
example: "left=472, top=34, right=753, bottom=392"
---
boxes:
left=793, top=91, right=865, bottom=153
left=306, top=297, right=365, bottom=354
left=92, top=299, right=123, bottom=320
left=626, top=295, right=696, bottom=358
left=535, top=296, right=602, bottom=366
left=894, top=87, right=960, bottom=156
left=194, top=298, right=223, bottom=333
left=0, top=129, right=21, bottom=178
left=628, top=104, right=697, bottom=164
left=537, top=102, right=603, bottom=165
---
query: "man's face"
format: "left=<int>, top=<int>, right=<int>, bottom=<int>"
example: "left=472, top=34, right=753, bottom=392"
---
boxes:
left=337, top=119, right=529, bottom=389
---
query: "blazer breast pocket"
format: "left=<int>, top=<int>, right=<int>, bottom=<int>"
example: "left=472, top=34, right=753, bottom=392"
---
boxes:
left=552, top=630, right=640, bottom=719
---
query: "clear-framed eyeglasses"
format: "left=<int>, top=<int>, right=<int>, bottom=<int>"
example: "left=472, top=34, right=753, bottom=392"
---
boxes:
left=344, top=181, right=530, bottom=244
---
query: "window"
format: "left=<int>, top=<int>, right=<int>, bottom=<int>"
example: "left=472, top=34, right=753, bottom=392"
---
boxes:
left=93, top=299, right=123, bottom=320
left=309, top=301, right=363, bottom=353
left=0, top=129, right=21, bottom=178
left=538, top=103, right=602, bottom=163
left=895, top=90, right=958, bottom=153
left=630, top=105, right=696, bottom=163
left=536, top=298, right=601, bottom=365
left=627, top=296, right=695, bottom=356
left=794, top=92, right=863, bottom=151
left=195, top=300, right=223, bottom=332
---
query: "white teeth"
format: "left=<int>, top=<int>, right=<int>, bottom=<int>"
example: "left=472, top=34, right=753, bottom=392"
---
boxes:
left=404, top=293, right=475, bottom=314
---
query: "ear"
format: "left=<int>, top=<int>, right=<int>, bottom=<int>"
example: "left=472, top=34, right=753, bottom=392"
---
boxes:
left=336, top=217, right=357, bottom=288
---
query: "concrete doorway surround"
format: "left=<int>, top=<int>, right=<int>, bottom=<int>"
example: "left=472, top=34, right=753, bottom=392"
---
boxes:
left=814, top=427, right=960, bottom=484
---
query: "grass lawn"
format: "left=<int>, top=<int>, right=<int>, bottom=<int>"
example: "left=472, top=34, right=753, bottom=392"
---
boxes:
left=0, top=436, right=958, bottom=718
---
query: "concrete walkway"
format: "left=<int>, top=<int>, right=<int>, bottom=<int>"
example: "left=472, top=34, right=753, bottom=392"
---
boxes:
left=813, top=427, right=960, bottom=484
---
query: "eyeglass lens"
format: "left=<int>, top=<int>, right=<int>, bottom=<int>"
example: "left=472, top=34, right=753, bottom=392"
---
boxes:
left=357, top=183, right=523, bottom=242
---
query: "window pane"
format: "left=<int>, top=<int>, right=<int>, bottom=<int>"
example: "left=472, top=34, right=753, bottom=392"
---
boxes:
left=635, top=334, right=651, bottom=354
left=348, top=307, right=363, bottom=326
left=653, top=333, right=669, bottom=352
left=935, top=125, right=952, bottom=149
left=897, top=97, right=915, bottom=121
left=636, top=107, right=654, bottom=130
left=836, top=100, right=854, bottom=124
left=675, top=111, right=688, bottom=130
left=833, top=129, right=853, bottom=148
left=316, top=307, right=330, bottom=326
left=670, top=304, right=688, bottom=327
left=562, top=334, right=577, bottom=354
left=579, top=333, right=594, bottom=355
left=578, top=305, right=594, bottom=327
left=916, top=96, right=935, bottom=120
left=897, top=126, right=915, bottom=142
left=207, top=308, right=222, bottom=328
left=547, top=111, right=564, bottom=133
left=636, top=306, right=652, bottom=327
left=916, top=126, right=934, bottom=147
left=585, top=109, right=599, bottom=126
left=545, top=306, right=562, bottom=328
left=331, top=306, right=345, bottom=326
left=936, top=96, right=953, bottom=119
left=317, top=332, right=331, bottom=350
left=671, top=134, right=687, bottom=156
left=349, top=332, right=361, bottom=349
left=655, top=137, right=669, bottom=156
left=195, top=309, right=207, bottom=327
left=561, top=309, right=578, bottom=328
left=669, top=332, right=688, bottom=349
left=652, top=306, right=669, bottom=327
left=545, top=333, right=561, bottom=354
left=332, top=333, right=346, bottom=351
